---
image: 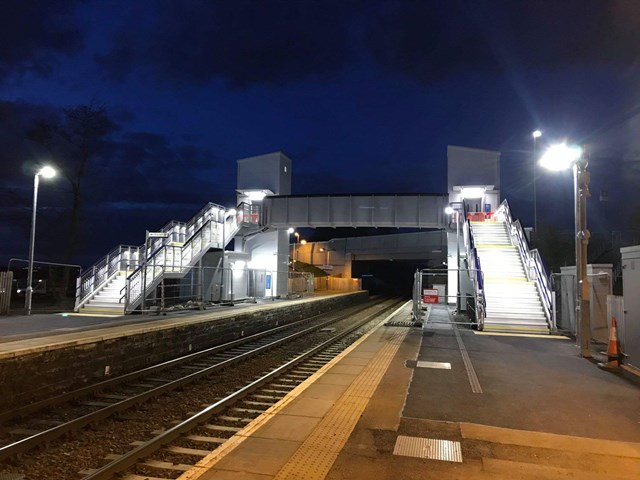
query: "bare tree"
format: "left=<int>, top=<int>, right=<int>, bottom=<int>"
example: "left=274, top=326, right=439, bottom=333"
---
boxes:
left=27, top=104, right=116, bottom=263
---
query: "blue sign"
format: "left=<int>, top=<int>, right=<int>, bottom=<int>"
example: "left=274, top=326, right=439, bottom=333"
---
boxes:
left=266, top=274, right=272, bottom=290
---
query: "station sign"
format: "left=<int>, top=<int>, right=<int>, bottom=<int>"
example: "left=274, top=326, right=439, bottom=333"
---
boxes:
left=147, top=232, right=169, bottom=238
left=322, top=265, right=333, bottom=270
left=422, top=288, right=439, bottom=304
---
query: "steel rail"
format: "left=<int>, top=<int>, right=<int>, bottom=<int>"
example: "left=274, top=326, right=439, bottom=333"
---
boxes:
left=0, top=299, right=385, bottom=462
left=82, top=298, right=403, bottom=480
left=0, top=305, right=366, bottom=424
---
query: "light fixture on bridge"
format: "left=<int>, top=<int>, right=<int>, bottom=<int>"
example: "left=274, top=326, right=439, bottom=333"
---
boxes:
left=460, top=187, right=485, bottom=199
left=237, top=189, right=272, bottom=202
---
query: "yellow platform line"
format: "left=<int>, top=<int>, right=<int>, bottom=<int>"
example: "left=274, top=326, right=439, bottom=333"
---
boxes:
left=179, top=301, right=411, bottom=480
left=274, top=328, right=408, bottom=479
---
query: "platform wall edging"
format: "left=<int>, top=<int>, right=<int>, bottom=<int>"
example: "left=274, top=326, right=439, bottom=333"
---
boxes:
left=0, top=291, right=368, bottom=412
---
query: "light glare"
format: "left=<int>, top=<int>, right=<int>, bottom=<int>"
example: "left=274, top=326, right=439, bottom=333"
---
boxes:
left=444, top=206, right=455, bottom=215
left=287, top=227, right=295, bottom=234
left=539, top=143, right=582, bottom=171
left=246, top=191, right=267, bottom=201
left=39, top=166, right=56, bottom=178
left=532, top=130, right=542, bottom=139
left=460, top=187, right=485, bottom=199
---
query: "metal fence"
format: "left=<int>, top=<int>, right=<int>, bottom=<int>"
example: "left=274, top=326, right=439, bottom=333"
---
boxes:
left=412, top=268, right=483, bottom=326
left=126, top=266, right=312, bottom=314
left=4, top=259, right=81, bottom=314
left=553, top=270, right=613, bottom=341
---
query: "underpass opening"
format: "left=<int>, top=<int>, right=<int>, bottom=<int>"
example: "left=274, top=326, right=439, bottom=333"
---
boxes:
left=353, top=259, right=444, bottom=297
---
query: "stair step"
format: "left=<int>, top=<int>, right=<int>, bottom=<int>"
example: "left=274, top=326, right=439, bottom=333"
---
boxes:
left=485, top=312, right=546, bottom=320
left=485, top=316, right=548, bottom=324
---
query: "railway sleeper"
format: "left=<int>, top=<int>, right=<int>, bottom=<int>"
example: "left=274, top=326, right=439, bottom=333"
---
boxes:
left=185, top=434, right=226, bottom=444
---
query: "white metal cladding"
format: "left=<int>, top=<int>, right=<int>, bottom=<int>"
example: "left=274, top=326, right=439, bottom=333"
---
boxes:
left=263, top=194, right=449, bottom=228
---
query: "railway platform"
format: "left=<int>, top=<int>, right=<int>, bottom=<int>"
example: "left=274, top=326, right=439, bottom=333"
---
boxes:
left=178, top=303, right=640, bottom=480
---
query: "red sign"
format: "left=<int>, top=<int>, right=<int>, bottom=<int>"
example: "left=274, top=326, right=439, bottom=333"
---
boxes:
left=422, top=288, right=438, bottom=304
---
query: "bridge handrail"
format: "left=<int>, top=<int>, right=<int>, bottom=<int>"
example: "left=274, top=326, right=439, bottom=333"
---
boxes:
left=122, top=203, right=261, bottom=311
left=462, top=202, right=485, bottom=329
left=497, top=199, right=554, bottom=329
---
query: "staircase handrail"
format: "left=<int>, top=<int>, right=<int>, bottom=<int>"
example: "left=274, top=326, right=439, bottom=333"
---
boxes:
left=75, top=245, right=141, bottom=309
left=123, top=214, right=224, bottom=310
left=497, top=199, right=554, bottom=328
left=462, top=202, right=485, bottom=329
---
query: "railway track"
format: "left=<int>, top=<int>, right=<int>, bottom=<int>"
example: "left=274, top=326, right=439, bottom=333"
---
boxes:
left=0, top=298, right=402, bottom=478
left=81, top=298, right=406, bottom=480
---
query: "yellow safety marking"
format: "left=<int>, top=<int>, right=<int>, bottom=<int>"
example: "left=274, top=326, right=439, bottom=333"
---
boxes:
left=460, top=422, right=640, bottom=458
left=178, top=301, right=411, bottom=480
left=474, top=331, right=569, bottom=339
left=483, top=277, right=532, bottom=283
left=274, top=330, right=409, bottom=479
left=483, top=326, right=549, bottom=333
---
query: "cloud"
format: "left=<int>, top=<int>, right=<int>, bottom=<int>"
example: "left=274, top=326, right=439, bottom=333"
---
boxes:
left=97, top=0, right=362, bottom=88
left=0, top=99, right=227, bottom=264
left=365, top=0, right=640, bottom=85
left=0, top=0, right=84, bottom=81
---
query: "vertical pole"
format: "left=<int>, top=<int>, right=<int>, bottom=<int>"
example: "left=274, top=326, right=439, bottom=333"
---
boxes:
left=575, top=156, right=591, bottom=357
left=25, top=174, right=40, bottom=315
left=142, top=231, right=148, bottom=313
left=220, top=214, right=225, bottom=302
left=456, top=210, right=461, bottom=313
left=533, top=135, right=538, bottom=237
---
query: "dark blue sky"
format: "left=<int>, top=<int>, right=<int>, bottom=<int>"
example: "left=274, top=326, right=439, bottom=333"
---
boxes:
left=2, top=0, right=640, bottom=266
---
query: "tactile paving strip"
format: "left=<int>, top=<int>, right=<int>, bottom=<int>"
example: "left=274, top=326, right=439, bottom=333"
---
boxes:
left=178, top=301, right=412, bottom=480
left=274, top=329, right=409, bottom=480
left=393, top=435, right=462, bottom=462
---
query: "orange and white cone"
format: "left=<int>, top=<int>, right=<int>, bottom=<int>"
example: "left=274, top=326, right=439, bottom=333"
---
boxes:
left=604, top=317, right=621, bottom=368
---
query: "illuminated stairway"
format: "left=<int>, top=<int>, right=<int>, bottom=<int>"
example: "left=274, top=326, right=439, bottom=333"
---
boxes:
left=472, top=222, right=549, bottom=334
left=79, top=272, right=127, bottom=315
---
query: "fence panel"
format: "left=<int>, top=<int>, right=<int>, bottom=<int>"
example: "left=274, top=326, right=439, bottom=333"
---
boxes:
left=0, top=271, right=13, bottom=315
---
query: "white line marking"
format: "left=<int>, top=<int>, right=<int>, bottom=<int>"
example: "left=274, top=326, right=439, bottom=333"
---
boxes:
left=416, top=361, right=451, bottom=370
left=453, top=326, right=483, bottom=394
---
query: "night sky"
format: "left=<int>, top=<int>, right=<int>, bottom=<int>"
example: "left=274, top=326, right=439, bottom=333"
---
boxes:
left=2, top=0, right=640, bottom=267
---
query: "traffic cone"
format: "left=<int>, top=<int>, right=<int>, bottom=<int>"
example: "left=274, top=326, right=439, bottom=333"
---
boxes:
left=599, top=317, right=621, bottom=369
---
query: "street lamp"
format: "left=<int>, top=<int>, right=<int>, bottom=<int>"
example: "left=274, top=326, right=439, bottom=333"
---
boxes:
left=539, top=143, right=590, bottom=357
left=287, top=228, right=299, bottom=268
left=25, top=165, right=57, bottom=315
left=532, top=130, right=542, bottom=236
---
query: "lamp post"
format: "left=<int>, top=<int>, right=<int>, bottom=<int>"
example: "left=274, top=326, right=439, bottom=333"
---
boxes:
left=25, top=165, right=57, bottom=315
left=540, top=143, right=590, bottom=357
left=532, top=130, right=542, bottom=237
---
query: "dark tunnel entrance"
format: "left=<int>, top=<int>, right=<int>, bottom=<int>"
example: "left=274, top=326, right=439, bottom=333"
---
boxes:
left=352, top=259, right=441, bottom=297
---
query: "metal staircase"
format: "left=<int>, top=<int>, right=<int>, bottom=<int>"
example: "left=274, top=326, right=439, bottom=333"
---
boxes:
left=75, top=202, right=261, bottom=314
left=472, top=221, right=549, bottom=333
left=80, top=272, right=127, bottom=314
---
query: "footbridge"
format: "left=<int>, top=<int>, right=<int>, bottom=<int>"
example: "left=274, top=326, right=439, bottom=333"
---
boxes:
left=262, top=194, right=450, bottom=229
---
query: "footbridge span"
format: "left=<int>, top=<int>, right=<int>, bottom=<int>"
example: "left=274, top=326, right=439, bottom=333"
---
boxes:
left=262, top=194, right=449, bottom=229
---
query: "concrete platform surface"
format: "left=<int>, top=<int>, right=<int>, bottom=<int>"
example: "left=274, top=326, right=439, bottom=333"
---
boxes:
left=177, top=303, right=640, bottom=480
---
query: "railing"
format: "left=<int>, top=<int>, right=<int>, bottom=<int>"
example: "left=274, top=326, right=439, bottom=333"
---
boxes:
left=122, top=203, right=262, bottom=312
left=462, top=202, right=485, bottom=328
left=76, top=200, right=264, bottom=312
left=75, top=245, right=141, bottom=309
left=496, top=199, right=554, bottom=329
